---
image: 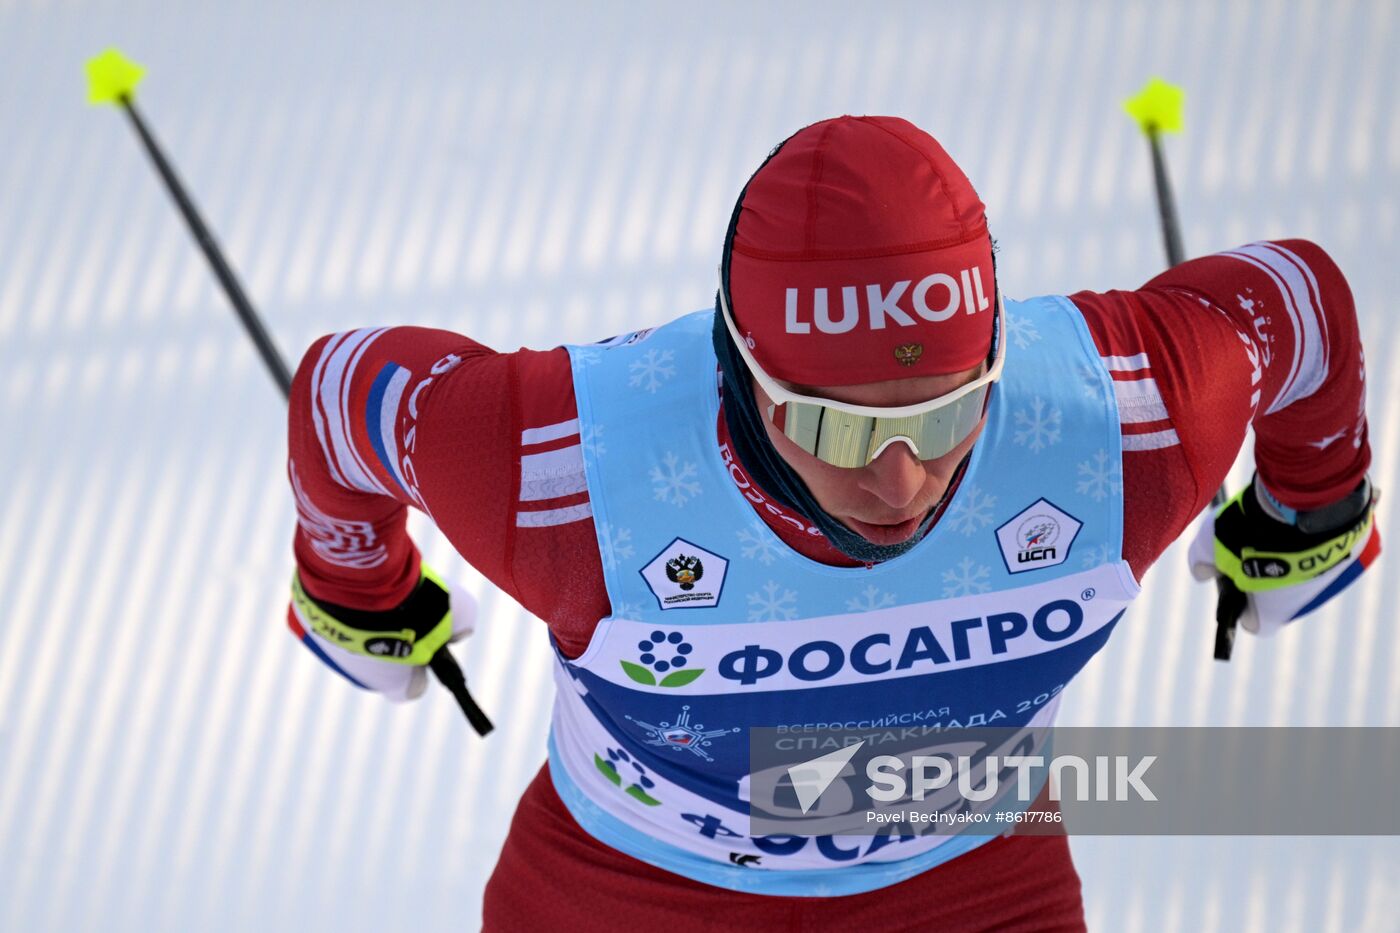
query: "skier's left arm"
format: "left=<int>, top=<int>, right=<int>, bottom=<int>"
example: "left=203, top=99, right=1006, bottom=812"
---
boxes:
left=1069, top=236, right=1377, bottom=636
left=1128, top=239, right=1378, bottom=635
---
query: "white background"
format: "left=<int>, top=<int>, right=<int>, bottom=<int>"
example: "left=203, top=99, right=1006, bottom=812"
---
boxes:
left=3, top=1, right=1398, bottom=929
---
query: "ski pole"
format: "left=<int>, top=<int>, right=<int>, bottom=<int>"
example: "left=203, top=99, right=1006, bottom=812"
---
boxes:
left=86, top=48, right=495, bottom=734
left=1124, top=78, right=1248, bottom=661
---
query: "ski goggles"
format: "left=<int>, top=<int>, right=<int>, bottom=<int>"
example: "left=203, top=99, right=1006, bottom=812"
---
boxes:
left=719, top=283, right=1004, bottom=469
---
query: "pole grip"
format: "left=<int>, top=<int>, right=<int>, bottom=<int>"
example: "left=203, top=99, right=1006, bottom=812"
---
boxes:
left=1213, top=575, right=1246, bottom=661
left=429, top=651, right=495, bottom=736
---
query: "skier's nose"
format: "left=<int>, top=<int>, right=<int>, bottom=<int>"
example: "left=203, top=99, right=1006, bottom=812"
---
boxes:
left=860, top=439, right=926, bottom=510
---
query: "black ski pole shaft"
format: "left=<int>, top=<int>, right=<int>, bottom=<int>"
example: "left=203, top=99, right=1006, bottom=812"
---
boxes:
left=1146, top=129, right=1187, bottom=268
left=89, top=48, right=493, bottom=732
left=116, top=95, right=292, bottom=398
left=1125, top=78, right=1245, bottom=661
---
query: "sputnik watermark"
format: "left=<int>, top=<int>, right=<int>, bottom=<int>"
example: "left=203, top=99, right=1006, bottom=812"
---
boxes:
left=753, top=726, right=1400, bottom=836
left=783, top=739, right=1155, bottom=819
left=865, top=753, right=1157, bottom=803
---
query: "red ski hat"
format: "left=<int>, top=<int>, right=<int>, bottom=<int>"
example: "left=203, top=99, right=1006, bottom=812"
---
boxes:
left=722, top=116, right=995, bottom=387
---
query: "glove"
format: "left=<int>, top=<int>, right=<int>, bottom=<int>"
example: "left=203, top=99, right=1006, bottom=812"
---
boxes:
left=1189, top=474, right=1380, bottom=636
left=287, top=562, right=477, bottom=702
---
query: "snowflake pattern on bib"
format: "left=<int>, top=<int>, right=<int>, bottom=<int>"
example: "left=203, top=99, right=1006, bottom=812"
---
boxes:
left=554, top=297, right=1137, bottom=897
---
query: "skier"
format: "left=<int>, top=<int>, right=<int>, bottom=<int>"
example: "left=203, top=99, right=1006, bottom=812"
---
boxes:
left=284, top=116, right=1379, bottom=931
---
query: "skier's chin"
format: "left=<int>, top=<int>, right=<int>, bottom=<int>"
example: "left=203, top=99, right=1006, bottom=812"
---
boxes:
left=843, top=513, right=925, bottom=545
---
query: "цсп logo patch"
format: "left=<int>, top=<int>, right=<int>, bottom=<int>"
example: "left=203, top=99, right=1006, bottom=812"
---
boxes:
left=995, top=498, right=1083, bottom=573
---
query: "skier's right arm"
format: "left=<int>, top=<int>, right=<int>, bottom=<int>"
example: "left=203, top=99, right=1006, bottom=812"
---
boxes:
left=285, top=327, right=487, bottom=698
left=285, top=326, right=611, bottom=698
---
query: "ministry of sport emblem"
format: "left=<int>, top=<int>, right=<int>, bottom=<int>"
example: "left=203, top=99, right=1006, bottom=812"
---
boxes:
left=666, top=554, right=703, bottom=590
left=995, top=498, right=1083, bottom=574
left=641, top=537, right=728, bottom=610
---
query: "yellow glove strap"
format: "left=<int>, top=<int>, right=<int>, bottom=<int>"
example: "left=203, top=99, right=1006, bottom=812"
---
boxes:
left=291, top=565, right=454, bottom=665
left=1214, top=510, right=1374, bottom=592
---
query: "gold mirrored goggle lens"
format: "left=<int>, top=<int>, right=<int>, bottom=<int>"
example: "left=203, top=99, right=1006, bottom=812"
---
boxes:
left=772, top=384, right=989, bottom=468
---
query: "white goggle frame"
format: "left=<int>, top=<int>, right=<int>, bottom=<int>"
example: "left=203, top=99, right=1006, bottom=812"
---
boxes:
left=718, top=271, right=1005, bottom=466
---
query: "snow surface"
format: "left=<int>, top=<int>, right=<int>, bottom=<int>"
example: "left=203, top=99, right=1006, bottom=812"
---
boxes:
left=2, top=1, right=1398, bottom=930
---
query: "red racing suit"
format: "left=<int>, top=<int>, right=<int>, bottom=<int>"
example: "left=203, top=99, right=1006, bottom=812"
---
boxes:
left=286, top=242, right=1371, bottom=931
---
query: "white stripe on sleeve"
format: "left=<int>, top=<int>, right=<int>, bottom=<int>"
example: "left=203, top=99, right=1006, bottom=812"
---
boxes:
left=1122, top=428, right=1181, bottom=451
left=1103, top=353, right=1150, bottom=372
left=520, top=445, right=588, bottom=502
left=317, top=327, right=391, bottom=496
left=1224, top=244, right=1327, bottom=415
left=310, top=332, right=352, bottom=489
left=1113, top=377, right=1170, bottom=424
left=521, top=419, right=581, bottom=446
left=515, top=503, right=594, bottom=527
